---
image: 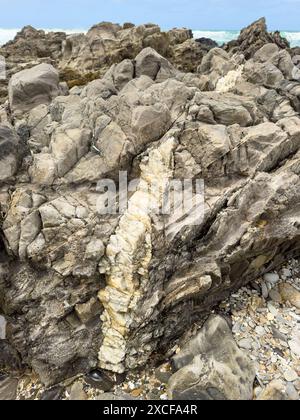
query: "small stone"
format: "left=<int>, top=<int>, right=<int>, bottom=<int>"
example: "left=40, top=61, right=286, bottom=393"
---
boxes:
left=261, top=281, right=269, bottom=299
left=281, top=268, right=292, bottom=279
left=254, top=386, right=263, bottom=398
left=131, top=388, right=143, bottom=397
left=279, top=326, right=290, bottom=335
left=69, top=381, right=87, bottom=400
left=263, top=273, right=280, bottom=285
left=238, top=338, right=253, bottom=350
left=232, top=322, right=241, bottom=334
left=255, top=326, right=265, bottom=336
left=283, top=367, right=298, bottom=382
left=271, top=354, right=278, bottom=363
left=278, top=283, right=300, bottom=309
left=267, top=313, right=275, bottom=322
left=155, top=363, right=173, bottom=384
left=269, top=288, right=282, bottom=303
left=248, top=320, right=256, bottom=329
left=252, top=340, right=261, bottom=351
left=267, top=302, right=279, bottom=316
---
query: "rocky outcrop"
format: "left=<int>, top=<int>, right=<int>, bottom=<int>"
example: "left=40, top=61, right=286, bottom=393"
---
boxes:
left=60, top=22, right=204, bottom=75
left=225, top=18, right=290, bottom=59
left=0, top=20, right=300, bottom=388
left=0, top=26, right=66, bottom=104
left=0, top=22, right=211, bottom=104
left=1, top=26, right=65, bottom=62
left=168, top=316, right=256, bottom=400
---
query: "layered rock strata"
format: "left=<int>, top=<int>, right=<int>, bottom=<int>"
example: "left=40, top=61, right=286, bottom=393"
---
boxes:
left=0, top=21, right=299, bottom=384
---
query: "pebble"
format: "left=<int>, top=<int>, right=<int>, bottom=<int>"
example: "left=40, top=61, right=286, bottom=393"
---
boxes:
left=279, top=326, right=290, bottom=335
left=261, top=281, right=269, bottom=299
left=255, top=326, right=265, bottom=336
left=281, top=269, right=292, bottom=279
left=267, top=303, right=278, bottom=316
left=222, top=259, right=300, bottom=400
left=155, top=364, right=173, bottom=384
left=232, top=322, right=241, bottom=334
left=283, top=367, right=298, bottom=383
left=69, top=381, right=88, bottom=400
left=263, top=273, right=280, bottom=285
left=271, top=327, right=288, bottom=343
left=238, top=338, right=253, bottom=350
left=271, top=355, right=278, bottom=363
left=248, top=320, right=256, bottom=329
left=269, top=288, right=282, bottom=303
left=131, top=388, right=143, bottom=397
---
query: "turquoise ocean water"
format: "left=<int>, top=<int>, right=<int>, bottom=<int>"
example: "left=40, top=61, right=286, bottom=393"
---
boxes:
left=193, top=30, right=300, bottom=47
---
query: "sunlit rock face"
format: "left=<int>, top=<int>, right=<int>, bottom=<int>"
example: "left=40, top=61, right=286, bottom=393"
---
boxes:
left=0, top=22, right=300, bottom=385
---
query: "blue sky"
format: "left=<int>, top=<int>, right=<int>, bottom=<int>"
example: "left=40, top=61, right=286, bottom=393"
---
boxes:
left=1, top=0, right=299, bottom=30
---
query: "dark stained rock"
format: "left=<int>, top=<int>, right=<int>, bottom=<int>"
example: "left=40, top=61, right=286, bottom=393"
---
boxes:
left=195, top=37, right=218, bottom=51
left=40, top=385, right=64, bottom=400
left=85, top=370, right=114, bottom=392
left=0, top=340, right=22, bottom=372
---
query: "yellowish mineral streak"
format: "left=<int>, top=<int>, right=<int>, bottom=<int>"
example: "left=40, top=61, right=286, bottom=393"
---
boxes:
left=98, top=137, right=176, bottom=373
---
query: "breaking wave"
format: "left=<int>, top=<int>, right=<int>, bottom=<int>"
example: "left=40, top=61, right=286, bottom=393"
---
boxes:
left=192, top=30, right=300, bottom=48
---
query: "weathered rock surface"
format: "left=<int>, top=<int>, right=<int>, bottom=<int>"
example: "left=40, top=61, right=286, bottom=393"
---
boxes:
left=0, top=19, right=300, bottom=387
left=168, top=315, right=255, bottom=400
left=0, top=125, right=22, bottom=181
left=60, top=22, right=205, bottom=75
left=0, top=376, right=19, bottom=400
left=8, top=63, right=61, bottom=115
left=225, top=18, right=290, bottom=59
left=0, top=21, right=210, bottom=103
left=0, top=340, right=22, bottom=372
